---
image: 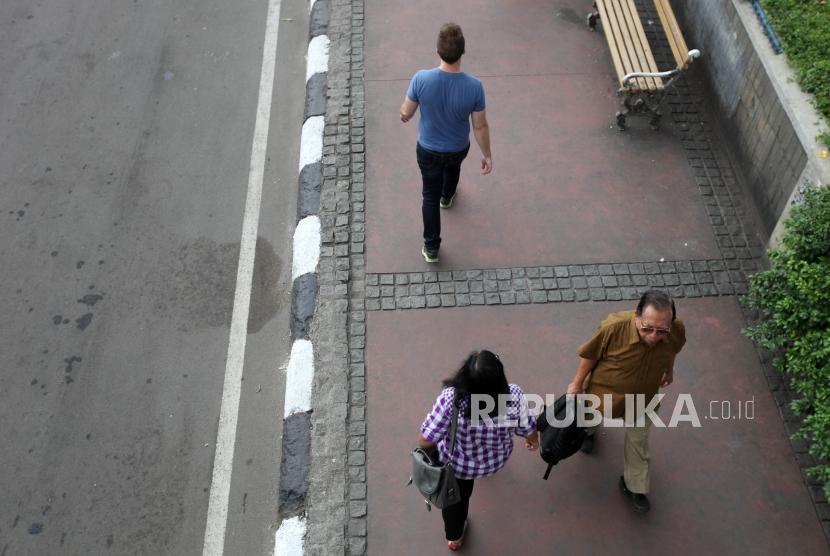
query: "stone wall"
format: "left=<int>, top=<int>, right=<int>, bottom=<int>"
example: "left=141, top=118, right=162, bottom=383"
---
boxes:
left=671, top=0, right=820, bottom=243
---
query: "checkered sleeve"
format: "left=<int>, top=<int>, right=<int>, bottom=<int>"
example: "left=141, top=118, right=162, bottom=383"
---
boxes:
left=420, top=387, right=454, bottom=443
left=510, top=384, right=537, bottom=437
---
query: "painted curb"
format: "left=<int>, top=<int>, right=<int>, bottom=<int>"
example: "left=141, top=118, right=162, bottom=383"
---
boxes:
left=275, top=0, right=329, bottom=553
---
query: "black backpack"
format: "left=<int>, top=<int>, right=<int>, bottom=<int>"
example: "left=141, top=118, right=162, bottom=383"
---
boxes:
left=536, top=394, right=587, bottom=479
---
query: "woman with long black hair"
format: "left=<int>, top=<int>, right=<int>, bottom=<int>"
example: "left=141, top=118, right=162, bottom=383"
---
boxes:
left=418, top=350, right=539, bottom=551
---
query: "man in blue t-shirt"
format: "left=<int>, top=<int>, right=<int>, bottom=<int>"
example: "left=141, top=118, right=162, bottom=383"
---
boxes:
left=400, top=22, right=492, bottom=263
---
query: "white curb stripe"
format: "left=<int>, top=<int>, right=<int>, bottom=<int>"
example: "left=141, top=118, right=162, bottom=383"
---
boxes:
left=202, top=0, right=283, bottom=554
left=292, top=216, right=321, bottom=281
left=274, top=516, right=306, bottom=555
left=283, top=339, right=315, bottom=418
left=298, top=115, right=325, bottom=172
left=306, top=35, right=330, bottom=82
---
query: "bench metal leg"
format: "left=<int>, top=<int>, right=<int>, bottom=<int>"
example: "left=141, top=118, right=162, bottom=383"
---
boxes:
left=616, top=91, right=664, bottom=130
left=587, top=2, right=599, bottom=29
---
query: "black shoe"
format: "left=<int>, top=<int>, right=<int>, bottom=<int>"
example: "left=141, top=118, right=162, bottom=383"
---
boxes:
left=619, top=476, right=650, bottom=513
left=580, top=433, right=595, bottom=454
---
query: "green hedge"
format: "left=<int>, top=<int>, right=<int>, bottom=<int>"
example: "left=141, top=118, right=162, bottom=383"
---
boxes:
left=742, top=185, right=830, bottom=497
left=760, top=0, right=830, bottom=147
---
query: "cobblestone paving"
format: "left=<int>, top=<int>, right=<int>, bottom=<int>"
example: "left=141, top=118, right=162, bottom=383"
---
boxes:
left=302, top=0, right=830, bottom=552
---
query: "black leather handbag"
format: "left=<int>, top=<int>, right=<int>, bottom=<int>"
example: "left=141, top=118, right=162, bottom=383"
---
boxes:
left=408, top=397, right=461, bottom=511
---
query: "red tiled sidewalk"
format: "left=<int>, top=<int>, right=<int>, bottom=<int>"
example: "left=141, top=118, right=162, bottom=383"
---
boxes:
left=365, top=0, right=719, bottom=272
left=367, top=300, right=828, bottom=554
left=361, top=0, right=828, bottom=553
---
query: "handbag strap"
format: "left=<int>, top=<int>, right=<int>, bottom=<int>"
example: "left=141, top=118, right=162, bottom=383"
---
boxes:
left=447, top=391, right=460, bottom=461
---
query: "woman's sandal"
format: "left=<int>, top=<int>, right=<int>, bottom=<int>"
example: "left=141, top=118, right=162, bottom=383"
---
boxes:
left=447, top=520, right=468, bottom=551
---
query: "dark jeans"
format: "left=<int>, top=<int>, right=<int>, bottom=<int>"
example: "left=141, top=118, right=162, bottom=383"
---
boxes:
left=442, top=478, right=475, bottom=541
left=416, top=142, right=470, bottom=251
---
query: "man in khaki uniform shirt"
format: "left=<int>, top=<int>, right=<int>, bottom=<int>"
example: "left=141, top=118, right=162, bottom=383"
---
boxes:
left=567, top=290, right=685, bottom=513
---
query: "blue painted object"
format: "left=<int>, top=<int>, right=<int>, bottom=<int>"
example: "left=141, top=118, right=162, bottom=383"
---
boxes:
left=751, top=0, right=783, bottom=54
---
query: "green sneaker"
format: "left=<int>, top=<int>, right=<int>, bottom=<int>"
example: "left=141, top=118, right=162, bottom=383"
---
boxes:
left=440, top=193, right=456, bottom=209
left=421, top=246, right=439, bottom=263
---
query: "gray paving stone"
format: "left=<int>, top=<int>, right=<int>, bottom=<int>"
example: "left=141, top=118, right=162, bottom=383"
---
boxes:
left=470, top=293, right=485, bottom=305
left=648, top=275, right=665, bottom=287
left=500, top=292, right=517, bottom=304
left=587, top=276, right=603, bottom=288
left=590, top=288, right=606, bottom=301
left=439, top=282, right=455, bottom=294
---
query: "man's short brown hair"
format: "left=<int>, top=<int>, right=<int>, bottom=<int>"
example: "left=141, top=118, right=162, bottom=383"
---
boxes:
left=437, top=23, right=465, bottom=64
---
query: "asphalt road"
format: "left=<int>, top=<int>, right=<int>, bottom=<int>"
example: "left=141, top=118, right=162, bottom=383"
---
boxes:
left=0, top=0, right=307, bottom=554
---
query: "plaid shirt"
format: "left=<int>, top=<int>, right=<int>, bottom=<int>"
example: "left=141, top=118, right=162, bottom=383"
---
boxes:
left=420, top=384, right=537, bottom=480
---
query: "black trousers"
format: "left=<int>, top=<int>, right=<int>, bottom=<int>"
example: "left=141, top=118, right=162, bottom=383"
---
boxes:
left=416, top=142, right=470, bottom=251
left=442, top=478, right=475, bottom=540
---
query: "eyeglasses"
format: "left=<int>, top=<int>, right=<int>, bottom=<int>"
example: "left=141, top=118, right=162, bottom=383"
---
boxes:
left=637, top=319, right=671, bottom=336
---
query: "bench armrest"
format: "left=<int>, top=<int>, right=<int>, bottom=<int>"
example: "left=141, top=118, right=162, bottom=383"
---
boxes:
left=622, top=49, right=701, bottom=88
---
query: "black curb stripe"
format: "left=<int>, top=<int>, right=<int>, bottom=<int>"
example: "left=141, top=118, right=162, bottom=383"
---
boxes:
left=304, top=72, right=328, bottom=120
left=278, top=411, right=313, bottom=517
left=276, top=0, right=329, bottom=528
left=291, top=272, right=318, bottom=340
left=298, top=161, right=323, bottom=220
left=309, top=0, right=330, bottom=38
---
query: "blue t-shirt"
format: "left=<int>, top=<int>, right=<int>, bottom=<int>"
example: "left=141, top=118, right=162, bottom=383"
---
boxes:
left=406, top=68, right=486, bottom=153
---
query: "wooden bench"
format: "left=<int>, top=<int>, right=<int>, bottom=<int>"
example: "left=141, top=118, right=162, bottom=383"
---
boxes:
left=588, top=0, right=700, bottom=129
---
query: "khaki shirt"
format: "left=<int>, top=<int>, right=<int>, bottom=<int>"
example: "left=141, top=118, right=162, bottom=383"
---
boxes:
left=578, top=310, right=686, bottom=419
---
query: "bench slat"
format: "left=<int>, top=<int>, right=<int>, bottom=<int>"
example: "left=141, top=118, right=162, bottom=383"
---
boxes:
left=595, top=0, right=630, bottom=87
left=618, top=0, right=660, bottom=90
left=597, top=0, right=661, bottom=92
left=654, top=0, right=690, bottom=70
left=607, top=0, right=648, bottom=89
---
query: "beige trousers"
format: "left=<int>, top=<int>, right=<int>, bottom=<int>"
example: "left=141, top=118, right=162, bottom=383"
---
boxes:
left=586, top=418, right=652, bottom=494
